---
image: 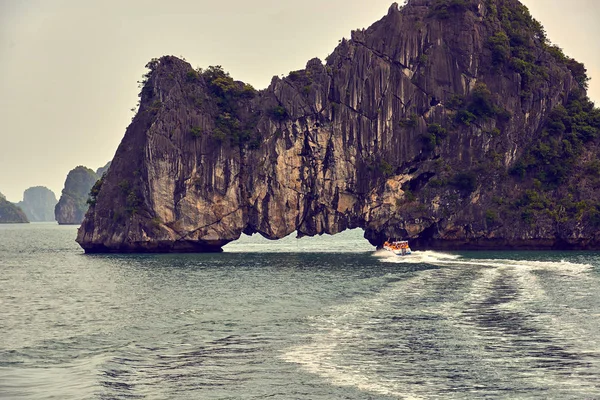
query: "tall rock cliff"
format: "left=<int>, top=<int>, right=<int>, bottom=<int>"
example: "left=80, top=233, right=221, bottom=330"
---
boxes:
left=17, top=186, right=57, bottom=222
left=77, top=0, right=600, bottom=252
left=0, top=192, right=29, bottom=223
left=55, top=166, right=99, bottom=225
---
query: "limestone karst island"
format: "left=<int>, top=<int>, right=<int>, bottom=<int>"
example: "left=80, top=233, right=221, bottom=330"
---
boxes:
left=76, top=0, right=600, bottom=253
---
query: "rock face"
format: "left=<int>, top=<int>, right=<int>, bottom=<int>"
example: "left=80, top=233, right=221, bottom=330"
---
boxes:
left=55, top=166, right=99, bottom=225
left=17, top=186, right=57, bottom=222
left=0, top=192, right=29, bottom=223
left=77, top=0, right=600, bottom=253
left=96, top=162, right=111, bottom=177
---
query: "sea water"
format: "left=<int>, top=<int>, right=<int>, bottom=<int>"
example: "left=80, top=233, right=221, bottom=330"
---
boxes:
left=1, top=223, right=599, bottom=399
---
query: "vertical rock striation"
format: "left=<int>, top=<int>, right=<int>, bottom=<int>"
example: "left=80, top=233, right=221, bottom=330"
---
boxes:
left=77, top=0, right=600, bottom=252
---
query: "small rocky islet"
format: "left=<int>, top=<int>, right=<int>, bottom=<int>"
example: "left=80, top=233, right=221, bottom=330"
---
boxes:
left=77, top=0, right=600, bottom=253
left=55, top=163, right=110, bottom=225
left=17, top=186, right=57, bottom=222
left=0, top=192, right=29, bottom=223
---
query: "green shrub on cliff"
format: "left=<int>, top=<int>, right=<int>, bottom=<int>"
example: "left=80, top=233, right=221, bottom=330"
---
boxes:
left=451, top=171, right=477, bottom=193
left=506, top=88, right=600, bottom=225
left=511, top=90, right=600, bottom=189
left=451, top=82, right=510, bottom=126
left=565, top=59, right=590, bottom=90
left=378, top=160, right=395, bottom=177
left=125, top=191, right=142, bottom=215
left=422, top=124, right=448, bottom=151
left=488, top=31, right=511, bottom=65
left=202, top=66, right=256, bottom=101
left=269, top=106, right=288, bottom=121
left=469, top=83, right=496, bottom=118
left=429, top=0, right=471, bottom=19
left=445, top=94, right=465, bottom=110
left=116, top=179, right=142, bottom=215
left=190, top=126, right=203, bottom=138
left=87, top=176, right=104, bottom=206
left=288, top=70, right=301, bottom=81
left=483, top=0, right=590, bottom=97
left=485, top=209, right=499, bottom=224
left=241, top=83, right=257, bottom=98
left=399, top=114, right=419, bottom=128
left=186, top=70, right=199, bottom=82
left=198, top=66, right=259, bottom=146
left=214, top=112, right=252, bottom=145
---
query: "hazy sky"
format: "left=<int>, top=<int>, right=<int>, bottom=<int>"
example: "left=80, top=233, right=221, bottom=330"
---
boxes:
left=0, top=0, right=598, bottom=202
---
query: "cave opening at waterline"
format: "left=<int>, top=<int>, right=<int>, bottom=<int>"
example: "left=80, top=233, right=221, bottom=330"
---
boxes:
left=223, top=229, right=373, bottom=253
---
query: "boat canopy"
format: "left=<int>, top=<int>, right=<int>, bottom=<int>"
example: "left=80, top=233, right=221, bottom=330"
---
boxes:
left=383, top=240, right=410, bottom=250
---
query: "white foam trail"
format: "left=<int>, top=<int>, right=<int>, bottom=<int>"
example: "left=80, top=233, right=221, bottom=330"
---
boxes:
left=285, top=251, right=598, bottom=397
left=436, top=255, right=600, bottom=392
left=282, top=341, right=423, bottom=400
left=375, top=250, right=461, bottom=264
left=281, top=267, right=464, bottom=399
left=378, top=251, right=593, bottom=275
left=372, top=249, right=396, bottom=258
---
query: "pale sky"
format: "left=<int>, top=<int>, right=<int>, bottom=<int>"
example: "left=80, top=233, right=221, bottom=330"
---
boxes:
left=0, top=0, right=598, bottom=202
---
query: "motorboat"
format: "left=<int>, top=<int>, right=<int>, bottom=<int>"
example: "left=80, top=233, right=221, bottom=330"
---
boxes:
left=383, top=240, right=412, bottom=256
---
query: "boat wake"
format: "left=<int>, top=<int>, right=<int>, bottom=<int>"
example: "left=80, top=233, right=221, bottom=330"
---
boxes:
left=282, top=251, right=599, bottom=398
left=377, top=250, right=593, bottom=275
left=374, top=249, right=460, bottom=263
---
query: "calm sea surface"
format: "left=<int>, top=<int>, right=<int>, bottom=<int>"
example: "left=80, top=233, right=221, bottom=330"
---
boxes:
left=1, top=223, right=600, bottom=399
